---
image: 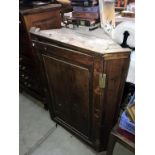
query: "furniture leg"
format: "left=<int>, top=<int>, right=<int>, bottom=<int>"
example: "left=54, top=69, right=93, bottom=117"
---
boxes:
left=107, top=132, right=116, bottom=155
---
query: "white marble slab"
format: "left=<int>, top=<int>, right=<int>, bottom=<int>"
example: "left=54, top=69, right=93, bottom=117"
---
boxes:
left=30, top=27, right=130, bottom=54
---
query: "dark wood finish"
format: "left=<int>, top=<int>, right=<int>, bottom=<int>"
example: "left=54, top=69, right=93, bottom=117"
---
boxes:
left=100, top=55, right=131, bottom=149
left=20, top=4, right=61, bottom=16
left=30, top=30, right=131, bottom=151
left=106, top=125, right=135, bottom=155
left=19, top=4, right=61, bottom=105
left=43, top=55, right=92, bottom=137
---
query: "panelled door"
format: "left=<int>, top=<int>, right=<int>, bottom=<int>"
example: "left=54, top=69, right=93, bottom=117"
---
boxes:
left=42, top=44, right=94, bottom=139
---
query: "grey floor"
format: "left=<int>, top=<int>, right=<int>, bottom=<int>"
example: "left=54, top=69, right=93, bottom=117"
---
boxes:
left=19, top=93, right=134, bottom=155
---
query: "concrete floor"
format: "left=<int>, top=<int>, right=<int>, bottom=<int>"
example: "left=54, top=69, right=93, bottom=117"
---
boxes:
left=19, top=93, right=134, bottom=155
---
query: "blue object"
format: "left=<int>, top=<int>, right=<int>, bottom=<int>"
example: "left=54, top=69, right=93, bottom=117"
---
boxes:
left=119, top=111, right=135, bottom=135
left=73, top=6, right=99, bottom=12
left=128, top=92, right=135, bottom=105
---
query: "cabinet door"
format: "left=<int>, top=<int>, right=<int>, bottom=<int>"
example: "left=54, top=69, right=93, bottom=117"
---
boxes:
left=42, top=47, right=94, bottom=138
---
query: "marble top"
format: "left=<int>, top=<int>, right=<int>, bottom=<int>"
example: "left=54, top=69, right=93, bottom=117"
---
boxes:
left=30, top=27, right=131, bottom=54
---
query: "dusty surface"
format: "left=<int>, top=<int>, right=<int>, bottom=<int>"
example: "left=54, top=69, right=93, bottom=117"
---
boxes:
left=30, top=27, right=130, bottom=54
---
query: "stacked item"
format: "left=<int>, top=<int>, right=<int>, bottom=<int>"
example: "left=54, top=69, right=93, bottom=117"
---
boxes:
left=119, top=93, right=135, bottom=135
left=71, top=0, right=100, bottom=26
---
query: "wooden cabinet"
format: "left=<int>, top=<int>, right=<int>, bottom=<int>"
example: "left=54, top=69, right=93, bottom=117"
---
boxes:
left=30, top=28, right=131, bottom=151
left=19, top=4, right=61, bottom=105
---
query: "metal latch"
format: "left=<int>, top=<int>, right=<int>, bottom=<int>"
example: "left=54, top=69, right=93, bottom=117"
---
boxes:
left=99, top=73, right=106, bottom=88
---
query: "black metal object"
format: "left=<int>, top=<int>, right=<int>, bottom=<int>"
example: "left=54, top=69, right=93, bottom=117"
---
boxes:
left=65, top=17, right=80, bottom=28
left=121, top=31, right=135, bottom=51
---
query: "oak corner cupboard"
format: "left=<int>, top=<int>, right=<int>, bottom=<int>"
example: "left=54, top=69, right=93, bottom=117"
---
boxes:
left=30, top=28, right=131, bottom=151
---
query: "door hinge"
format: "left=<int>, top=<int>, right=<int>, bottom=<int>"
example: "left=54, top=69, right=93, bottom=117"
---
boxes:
left=99, top=73, right=106, bottom=88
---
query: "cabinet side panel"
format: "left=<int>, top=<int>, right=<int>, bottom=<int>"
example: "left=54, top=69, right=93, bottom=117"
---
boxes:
left=101, top=56, right=130, bottom=149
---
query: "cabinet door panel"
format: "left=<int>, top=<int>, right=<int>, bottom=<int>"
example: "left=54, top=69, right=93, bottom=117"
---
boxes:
left=43, top=55, right=93, bottom=138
